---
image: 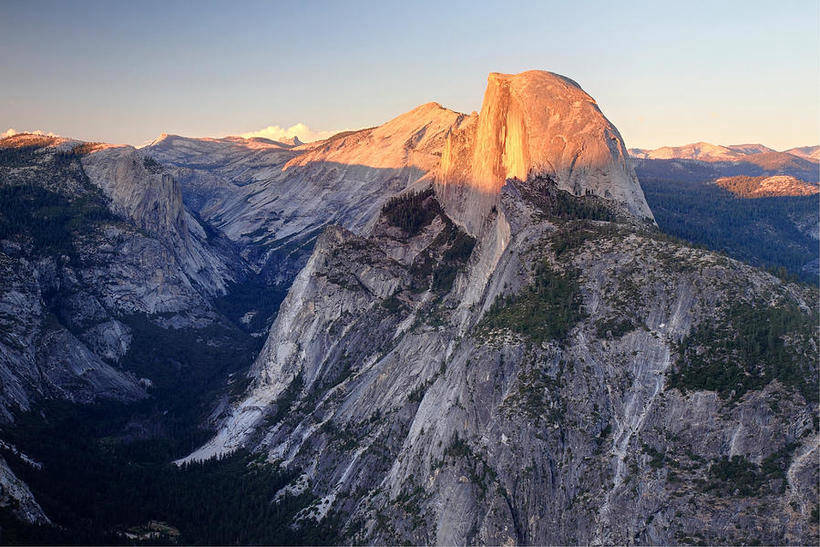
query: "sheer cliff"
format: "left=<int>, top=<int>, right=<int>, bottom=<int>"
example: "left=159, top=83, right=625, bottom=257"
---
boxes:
left=0, top=135, right=243, bottom=422
left=436, top=71, right=653, bottom=234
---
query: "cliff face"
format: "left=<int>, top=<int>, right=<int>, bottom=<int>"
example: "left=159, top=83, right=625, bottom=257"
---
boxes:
left=437, top=71, right=653, bottom=233
left=146, top=105, right=469, bottom=287
left=188, top=72, right=817, bottom=545
left=81, top=145, right=236, bottom=296
left=193, top=177, right=818, bottom=545
left=0, top=136, right=245, bottom=422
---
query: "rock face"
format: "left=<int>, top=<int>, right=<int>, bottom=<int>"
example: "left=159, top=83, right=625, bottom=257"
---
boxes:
left=189, top=72, right=818, bottom=545
left=81, top=145, right=236, bottom=295
left=0, top=454, right=48, bottom=524
left=0, top=135, right=243, bottom=421
left=146, top=104, right=468, bottom=286
left=437, top=71, right=654, bottom=232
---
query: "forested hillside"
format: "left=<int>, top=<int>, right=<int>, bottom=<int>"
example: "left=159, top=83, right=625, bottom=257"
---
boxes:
left=639, top=177, right=818, bottom=283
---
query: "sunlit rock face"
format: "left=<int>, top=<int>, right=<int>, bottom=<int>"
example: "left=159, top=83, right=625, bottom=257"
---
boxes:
left=437, top=70, right=653, bottom=233
left=285, top=102, right=467, bottom=174
left=146, top=104, right=472, bottom=287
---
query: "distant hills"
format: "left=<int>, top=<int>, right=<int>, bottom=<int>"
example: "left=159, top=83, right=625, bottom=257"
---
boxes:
left=785, top=145, right=820, bottom=162
left=630, top=142, right=819, bottom=183
left=629, top=141, right=820, bottom=163
left=628, top=141, right=820, bottom=198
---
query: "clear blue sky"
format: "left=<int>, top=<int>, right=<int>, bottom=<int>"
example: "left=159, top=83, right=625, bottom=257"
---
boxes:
left=2, top=0, right=818, bottom=149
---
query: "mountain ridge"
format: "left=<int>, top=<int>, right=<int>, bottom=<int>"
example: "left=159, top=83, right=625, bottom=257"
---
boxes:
left=630, top=141, right=820, bottom=161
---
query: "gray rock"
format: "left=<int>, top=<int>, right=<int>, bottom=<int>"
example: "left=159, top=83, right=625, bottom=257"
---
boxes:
left=195, top=176, right=818, bottom=545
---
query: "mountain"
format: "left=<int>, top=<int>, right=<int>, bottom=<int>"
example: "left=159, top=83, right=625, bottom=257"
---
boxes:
left=145, top=104, right=466, bottom=289
left=629, top=142, right=819, bottom=182
left=0, top=96, right=480, bottom=430
left=726, top=143, right=776, bottom=155
left=436, top=71, right=653, bottom=233
left=786, top=145, right=820, bottom=162
left=0, top=101, right=475, bottom=540
left=182, top=71, right=818, bottom=545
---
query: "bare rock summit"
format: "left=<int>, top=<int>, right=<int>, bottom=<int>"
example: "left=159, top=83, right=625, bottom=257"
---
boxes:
left=436, top=70, right=653, bottom=232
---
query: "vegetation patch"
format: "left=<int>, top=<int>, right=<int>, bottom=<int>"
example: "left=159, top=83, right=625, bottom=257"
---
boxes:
left=402, top=201, right=475, bottom=297
left=550, top=220, right=621, bottom=259
left=703, top=446, right=795, bottom=497
left=431, top=226, right=476, bottom=294
left=595, top=317, right=638, bottom=339
left=382, top=187, right=439, bottom=236
left=213, top=275, right=289, bottom=333
left=668, top=299, right=818, bottom=402
left=0, top=184, right=117, bottom=255
left=480, top=263, right=585, bottom=344
left=503, top=364, right=566, bottom=426
left=381, top=293, right=406, bottom=313
left=0, top=411, right=339, bottom=545
left=142, top=155, right=163, bottom=173
left=515, top=176, right=616, bottom=221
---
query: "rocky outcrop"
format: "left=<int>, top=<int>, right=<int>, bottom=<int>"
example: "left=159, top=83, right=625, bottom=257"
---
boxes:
left=436, top=71, right=654, bottom=233
left=81, top=146, right=236, bottom=295
left=0, top=454, right=48, bottom=525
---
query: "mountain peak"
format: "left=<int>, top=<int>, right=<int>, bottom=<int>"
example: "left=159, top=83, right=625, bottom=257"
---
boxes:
left=727, top=143, right=775, bottom=155
left=436, top=69, right=653, bottom=231
left=487, top=69, right=586, bottom=93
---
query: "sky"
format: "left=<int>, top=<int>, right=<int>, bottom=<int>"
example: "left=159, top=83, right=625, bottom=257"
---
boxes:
left=1, top=0, right=818, bottom=150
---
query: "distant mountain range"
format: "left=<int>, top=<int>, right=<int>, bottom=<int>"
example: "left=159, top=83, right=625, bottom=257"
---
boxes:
left=630, top=142, right=820, bottom=163
left=630, top=142, right=819, bottom=184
